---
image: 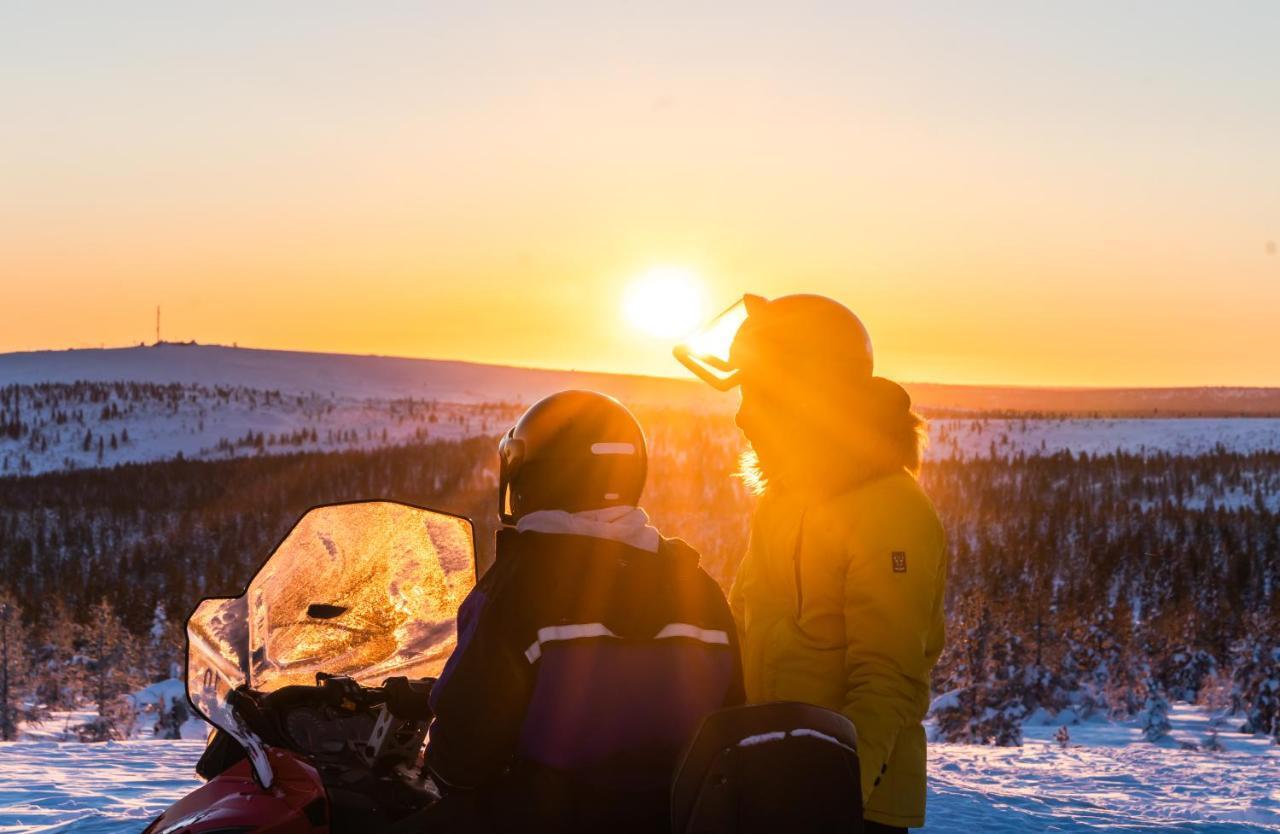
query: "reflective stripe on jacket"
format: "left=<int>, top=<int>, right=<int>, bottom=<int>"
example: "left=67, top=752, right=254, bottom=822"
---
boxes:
left=427, top=527, right=744, bottom=823
left=729, top=469, right=946, bottom=829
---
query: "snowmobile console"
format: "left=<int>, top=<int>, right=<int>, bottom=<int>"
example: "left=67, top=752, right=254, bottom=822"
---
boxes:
left=191, top=674, right=440, bottom=830
left=670, top=702, right=863, bottom=834
left=197, top=675, right=436, bottom=779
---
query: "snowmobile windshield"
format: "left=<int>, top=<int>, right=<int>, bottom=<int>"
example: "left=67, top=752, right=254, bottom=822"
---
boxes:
left=185, top=501, right=476, bottom=787
left=673, top=297, right=750, bottom=391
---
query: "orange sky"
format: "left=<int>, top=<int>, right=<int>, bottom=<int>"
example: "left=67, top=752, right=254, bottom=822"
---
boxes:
left=2, top=4, right=1278, bottom=387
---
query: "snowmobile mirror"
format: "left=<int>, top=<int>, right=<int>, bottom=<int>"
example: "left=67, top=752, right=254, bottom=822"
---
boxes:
left=672, top=296, right=756, bottom=391
left=306, top=603, right=348, bottom=620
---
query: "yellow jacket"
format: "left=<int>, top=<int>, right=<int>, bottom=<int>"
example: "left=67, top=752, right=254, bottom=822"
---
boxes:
left=729, top=470, right=946, bottom=829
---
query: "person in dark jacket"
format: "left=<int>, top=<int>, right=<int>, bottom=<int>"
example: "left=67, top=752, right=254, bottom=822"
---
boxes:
left=422, top=390, right=744, bottom=833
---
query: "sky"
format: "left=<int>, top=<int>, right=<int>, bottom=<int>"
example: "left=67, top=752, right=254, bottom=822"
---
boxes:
left=2, top=1, right=1278, bottom=387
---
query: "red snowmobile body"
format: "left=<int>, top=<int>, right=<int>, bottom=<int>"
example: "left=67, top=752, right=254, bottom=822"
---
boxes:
left=144, top=671, right=441, bottom=833
left=145, top=750, right=327, bottom=833
left=145, top=501, right=863, bottom=834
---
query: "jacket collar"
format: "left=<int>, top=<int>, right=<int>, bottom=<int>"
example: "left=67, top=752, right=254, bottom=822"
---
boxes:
left=514, top=505, right=660, bottom=553
left=497, top=521, right=701, bottom=573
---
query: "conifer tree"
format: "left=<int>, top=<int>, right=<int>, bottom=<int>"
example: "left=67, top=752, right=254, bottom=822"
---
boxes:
left=79, top=599, right=142, bottom=740
left=0, top=595, right=31, bottom=741
left=34, top=599, right=83, bottom=709
left=148, top=602, right=182, bottom=682
left=1232, top=626, right=1280, bottom=741
left=1140, top=679, right=1173, bottom=742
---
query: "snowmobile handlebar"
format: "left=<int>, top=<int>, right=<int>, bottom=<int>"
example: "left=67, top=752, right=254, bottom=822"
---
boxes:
left=380, top=675, right=435, bottom=721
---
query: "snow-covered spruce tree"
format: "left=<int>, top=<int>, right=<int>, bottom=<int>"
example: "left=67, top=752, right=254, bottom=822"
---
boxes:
left=971, top=693, right=1026, bottom=746
left=153, top=693, right=191, bottom=740
left=1024, top=596, right=1072, bottom=718
left=78, top=598, right=143, bottom=741
left=930, top=598, right=987, bottom=743
left=0, top=594, right=33, bottom=741
left=1157, top=647, right=1217, bottom=705
left=1139, top=679, right=1173, bottom=743
left=148, top=602, right=183, bottom=683
left=33, top=599, right=85, bottom=709
left=980, top=630, right=1029, bottom=746
left=1058, top=624, right=1108, bottom=719
left=1197, top=666, right=1234, bottom=716
left=930, top=687, right=974, bottom=743
left=1103, top=597, right=1147, bottom=720
left=931, top=687, right=1022, bottom=746
left=930, top=606, right=1026, bottom=746
left=1075, top=629, right=1109, bottom=715
left=1231, top=624, right=1280, bottom=742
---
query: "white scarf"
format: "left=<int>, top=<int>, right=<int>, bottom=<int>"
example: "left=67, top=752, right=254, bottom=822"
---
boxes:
left=515, top=505, right=660, bottom=553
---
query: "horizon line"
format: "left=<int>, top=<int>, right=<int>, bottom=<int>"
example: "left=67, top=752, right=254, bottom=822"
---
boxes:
left=2, top=339, right=1279, bottom=394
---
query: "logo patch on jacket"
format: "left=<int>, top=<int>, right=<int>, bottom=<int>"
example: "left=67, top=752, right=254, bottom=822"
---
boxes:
left=891, top=551, right=907, bottom=573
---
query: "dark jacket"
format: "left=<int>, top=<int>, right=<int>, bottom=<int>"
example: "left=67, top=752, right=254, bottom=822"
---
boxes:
left=425, top=527, right=744, bottom=831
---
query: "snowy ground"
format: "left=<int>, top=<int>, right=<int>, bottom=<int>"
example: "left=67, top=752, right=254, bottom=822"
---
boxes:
left=2, top=705, right=1276, bottom=833
left=0, top=741, right=204, bottom=833
left=4, top=390, right=1279, bottom=477
left=928, top=416, right=1280, bottom=461
left=929, top=705, right=1280, bottom=832
left=0, top=385, right=511, bottom=476
left=928, top=740, right=1280, bottom=832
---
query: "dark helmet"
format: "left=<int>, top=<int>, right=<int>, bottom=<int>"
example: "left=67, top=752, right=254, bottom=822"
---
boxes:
left=497, top=390, right=648, bottom=525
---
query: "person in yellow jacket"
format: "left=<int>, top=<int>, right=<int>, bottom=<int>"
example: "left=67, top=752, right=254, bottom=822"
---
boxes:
left=675, top=294, right=946, bottom=832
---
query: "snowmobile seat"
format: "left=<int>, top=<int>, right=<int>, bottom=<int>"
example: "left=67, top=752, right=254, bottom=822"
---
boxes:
left=670, top=702, right=862, bottom=834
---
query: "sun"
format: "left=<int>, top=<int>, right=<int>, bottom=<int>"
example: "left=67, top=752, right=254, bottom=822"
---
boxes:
left=622, top=266, right=707, bottom=340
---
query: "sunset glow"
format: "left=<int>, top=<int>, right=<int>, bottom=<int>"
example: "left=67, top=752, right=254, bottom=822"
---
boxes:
left=2, top=4, right=1278, bottom=386
left=622, top=267, right=707, bottom=340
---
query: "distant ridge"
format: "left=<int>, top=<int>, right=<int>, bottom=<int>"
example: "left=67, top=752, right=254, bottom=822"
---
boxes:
left=0, top=343, right=731, bottom=411
left=905, top=382, right=1280, bottom=417
left=2, top=343, right=1279, bottom=416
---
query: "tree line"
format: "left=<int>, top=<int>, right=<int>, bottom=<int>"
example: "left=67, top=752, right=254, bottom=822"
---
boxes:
left=0, top=413, right=1276, bottom=745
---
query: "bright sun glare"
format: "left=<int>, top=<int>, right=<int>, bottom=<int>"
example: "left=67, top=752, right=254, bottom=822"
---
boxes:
left=622, top=266, right=707, bottom=340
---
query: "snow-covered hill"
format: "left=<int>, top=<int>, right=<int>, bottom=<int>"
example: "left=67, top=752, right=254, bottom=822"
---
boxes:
left=3, top=344, right=1279, bottom=477
left=6, top=343, right=1280, bottom=415
left=0, top=343, right=727, bottom=408
left=3, top=382, right=1279, bottom=477
left=0, top=343, right=731, bottom=476
left=0, top=343, right=729, bottom=475
left=0, top=379, right=519, bottom=475
left=932, top=416, right=1280, bottom=462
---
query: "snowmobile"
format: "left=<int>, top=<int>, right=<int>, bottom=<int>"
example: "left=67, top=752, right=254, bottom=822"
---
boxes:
left=144, top=501, right=863, bottom=834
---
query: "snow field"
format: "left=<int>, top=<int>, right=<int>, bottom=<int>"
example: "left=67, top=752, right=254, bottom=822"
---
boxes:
left=929, top=741, right=1280, bottom=832
left=928, top=417, right=1280, bottom=461
left=0, top=740, right=204, bottom=833
left=0, top=387, right=506, bottom=477
left=6, top=396, right=1280, bottom=478
left=929, top=705, right=1280, bottom=832
left=3, top=704, right=1277, bottom=833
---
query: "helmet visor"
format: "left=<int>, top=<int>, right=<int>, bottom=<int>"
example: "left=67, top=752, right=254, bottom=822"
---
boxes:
left=672, top=297, right=751, bottom=390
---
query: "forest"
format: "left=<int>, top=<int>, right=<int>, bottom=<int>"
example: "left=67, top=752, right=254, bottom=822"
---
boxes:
left=0, top=408, right=1277, bottom=747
